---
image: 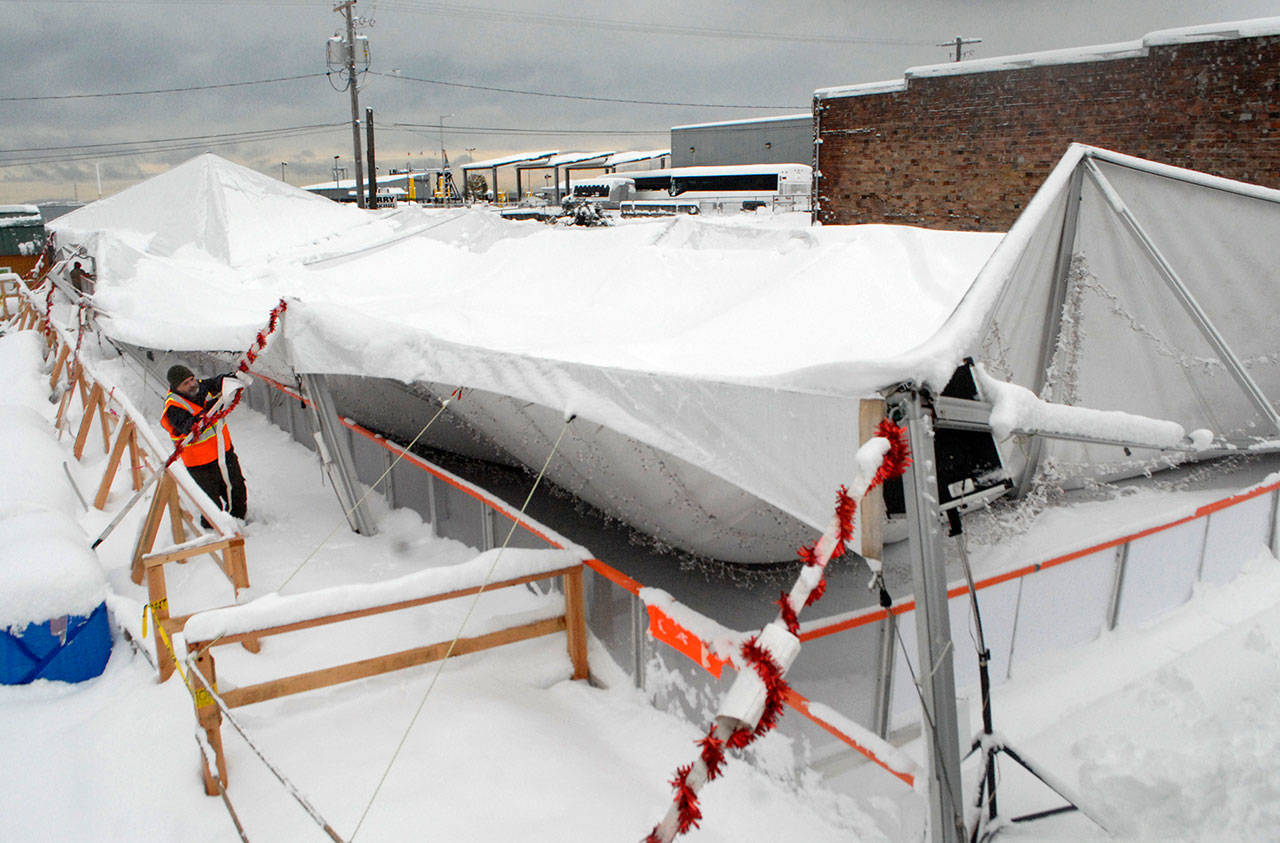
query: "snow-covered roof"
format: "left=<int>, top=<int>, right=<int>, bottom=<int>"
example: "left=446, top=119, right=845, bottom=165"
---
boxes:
left=603, top=149, right=670, bottom=167
left=300, top=170, right=440, bottom=191
left=463, top=150, right=558, bottom=170
left=816, top=16, right=1280, bottom=100
left=0, top=204, right=40, bottom=216
left=672, top=114, right=810, bottom=131
left=516, top=151, right=614, bottom=169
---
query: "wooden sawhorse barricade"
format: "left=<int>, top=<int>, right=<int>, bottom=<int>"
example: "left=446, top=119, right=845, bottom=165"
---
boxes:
left=184, top=564, right=590, bottom=795
left=5, top=274, right=254, bottom=680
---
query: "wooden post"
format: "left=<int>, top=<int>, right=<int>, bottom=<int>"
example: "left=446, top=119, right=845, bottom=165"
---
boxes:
left=166, top=473, right=187, bottom=548
left=127, top=426, right=145, bottom=490
left=859, top=398, right=887, bottom=560
left=224, top=535, right=251, bottom=591
left=191, top=649, right=228, bottom=795
left=73, top=381, right=104, bottom=460
left=132, top=472, right=177, bottom=585
left=148, top=568, right=175, bottom=682
left=94, top=419, right=135, bottom=509
left=564, top=566, right=589, bottom=680
left=48, top=345, right=70, bottom=389
left=54, top=381, right=76, bottom=430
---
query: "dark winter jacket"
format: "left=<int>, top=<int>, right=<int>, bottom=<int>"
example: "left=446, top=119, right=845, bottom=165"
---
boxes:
left=162, top=374, right=231, bottom=436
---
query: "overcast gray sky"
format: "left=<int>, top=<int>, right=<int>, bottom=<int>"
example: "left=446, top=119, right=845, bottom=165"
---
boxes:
left=2, top=0, right=1275, bottom=203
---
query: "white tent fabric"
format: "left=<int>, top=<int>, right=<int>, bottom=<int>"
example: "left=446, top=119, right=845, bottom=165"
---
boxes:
left=49, top=148, right=1280, bottom=562
left=941, top=145, right=1280, bottom=483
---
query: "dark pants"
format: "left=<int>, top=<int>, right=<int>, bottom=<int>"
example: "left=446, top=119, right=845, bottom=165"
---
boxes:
left=186, top=448, right=247, bottom=523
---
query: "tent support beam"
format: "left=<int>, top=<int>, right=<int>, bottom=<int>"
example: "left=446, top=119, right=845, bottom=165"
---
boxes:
left=1083, top=159, right=1280, bottom=436
left=1017, top=164, right=1085, bottom=497
left=299, top=373, right=378, bottom=536
left=890, top=386, right=965, bottom=843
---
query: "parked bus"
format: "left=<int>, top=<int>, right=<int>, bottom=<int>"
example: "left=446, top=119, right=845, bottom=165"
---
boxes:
left=624, top=163, right=812, bottom=212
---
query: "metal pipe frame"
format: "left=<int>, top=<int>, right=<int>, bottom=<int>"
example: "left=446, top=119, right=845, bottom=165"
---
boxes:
left=298, top=373, right=378, bottom=536
left=1017, top=164, right=1086, bottom=497
left=892, top=387, right=965, bottom=843
left=1083, top=158, right=1280, bottom=436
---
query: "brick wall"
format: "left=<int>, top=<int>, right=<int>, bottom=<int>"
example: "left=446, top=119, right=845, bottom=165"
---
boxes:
left=815, top=35, right=1280, bottom=230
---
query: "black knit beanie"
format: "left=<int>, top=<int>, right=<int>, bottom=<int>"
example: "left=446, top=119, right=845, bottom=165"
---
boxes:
left=167, top=364, right=195, bottom=390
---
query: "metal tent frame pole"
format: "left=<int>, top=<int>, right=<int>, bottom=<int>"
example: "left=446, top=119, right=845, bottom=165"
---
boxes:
left=891, top=386, right=966, bottom=843
left=1016, top=164, right=1085, bottom=497
left=299, top=373, right=378, bottom=536
left=1083, top=158, right=1280, bottom=436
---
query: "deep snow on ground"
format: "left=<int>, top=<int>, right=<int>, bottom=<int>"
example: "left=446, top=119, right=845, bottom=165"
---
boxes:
left=10, top=181, right=1280, bottom=840
left=5, top=296, right=1280, bottom=841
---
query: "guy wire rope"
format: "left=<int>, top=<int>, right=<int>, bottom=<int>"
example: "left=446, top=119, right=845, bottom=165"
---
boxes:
left=274, top=388, right=462, bottom=593
left=349, top=414, right=576, bottom=840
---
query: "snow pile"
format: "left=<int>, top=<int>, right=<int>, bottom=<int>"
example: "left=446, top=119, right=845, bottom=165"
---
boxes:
left=0, top=332, right=106, bottom=629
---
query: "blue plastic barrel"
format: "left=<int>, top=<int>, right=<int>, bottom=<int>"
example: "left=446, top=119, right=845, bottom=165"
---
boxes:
left=0, top=602, right=112, bottom=684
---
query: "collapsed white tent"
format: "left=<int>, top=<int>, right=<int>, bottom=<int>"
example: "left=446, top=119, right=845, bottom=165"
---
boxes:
left=47, top=146, right=1280, bottom=564
left=919, top=144, right=1280, bottom=490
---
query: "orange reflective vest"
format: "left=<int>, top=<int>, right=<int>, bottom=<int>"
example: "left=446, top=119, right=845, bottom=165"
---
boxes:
left=161, top=390, right=232, bottom=467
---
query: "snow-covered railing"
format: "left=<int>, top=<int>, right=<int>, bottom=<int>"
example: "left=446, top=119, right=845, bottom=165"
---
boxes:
left=180, top=548, right=589, bottom=794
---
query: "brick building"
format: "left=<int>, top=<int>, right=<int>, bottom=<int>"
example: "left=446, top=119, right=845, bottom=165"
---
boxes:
left=813, top=18, right=1280, bottom=231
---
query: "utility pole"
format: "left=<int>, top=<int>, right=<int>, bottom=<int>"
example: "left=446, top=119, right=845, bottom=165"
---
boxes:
left=335, top=1, right=366, bottom=207
left=938, top=36, right=982, bottom=62
left=366, top=107, right=377, bottom=208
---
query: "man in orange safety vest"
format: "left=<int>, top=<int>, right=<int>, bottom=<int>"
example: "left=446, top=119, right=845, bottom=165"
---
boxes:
left=160, top=364, right=248, bottom=524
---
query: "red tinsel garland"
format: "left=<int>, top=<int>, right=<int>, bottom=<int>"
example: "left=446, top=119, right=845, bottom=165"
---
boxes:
left=647, top=421, right=912, bottom=843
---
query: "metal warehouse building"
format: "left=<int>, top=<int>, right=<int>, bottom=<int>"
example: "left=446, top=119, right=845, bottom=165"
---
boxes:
left=670, top=114, right=813, bottom=168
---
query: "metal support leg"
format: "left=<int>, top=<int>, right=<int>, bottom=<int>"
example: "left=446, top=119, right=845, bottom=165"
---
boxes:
left=893, top=387, right=965, bottom=843
left=299, top=373, right=377, bottom=536
left=873, top=610, right=896, bottom=739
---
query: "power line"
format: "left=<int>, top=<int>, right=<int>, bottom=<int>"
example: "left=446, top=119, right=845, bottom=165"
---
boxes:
left=376, top=0, right=938, bottom=47
left=0, top=0, right=938, bottom=48
left=0, top=72, right=327, bottom=102
left=384, top=121, right=667, bottom=137
left=0, top=123, right=347, bottom=168
left=370, top=70, right=802, bottom=110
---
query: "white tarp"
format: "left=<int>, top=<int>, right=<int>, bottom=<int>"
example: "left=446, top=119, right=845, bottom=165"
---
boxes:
left=52, top=148, right=1280, bottom=561
left=51, top=153, right=1001, bottom=561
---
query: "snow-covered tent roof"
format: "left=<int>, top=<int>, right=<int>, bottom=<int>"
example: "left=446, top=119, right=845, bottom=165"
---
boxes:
left=55, top=153, right=366, bottom=266
left=49, top=149, right=1280, bottom=562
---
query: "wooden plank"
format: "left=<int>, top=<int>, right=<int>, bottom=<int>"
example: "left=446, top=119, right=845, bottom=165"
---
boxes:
left=220, top=616, right=567, bottom=708
left=563, top=567, right=589, bottom=680
left=192, top=566, right=581, bottom=648
left=73, top=381, right=104, bottom=460
left=142, top=536, right=237, bottom=568
left=858, top=398, right=887, bottom=560
left=94, top=419, right=135, bottom=509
